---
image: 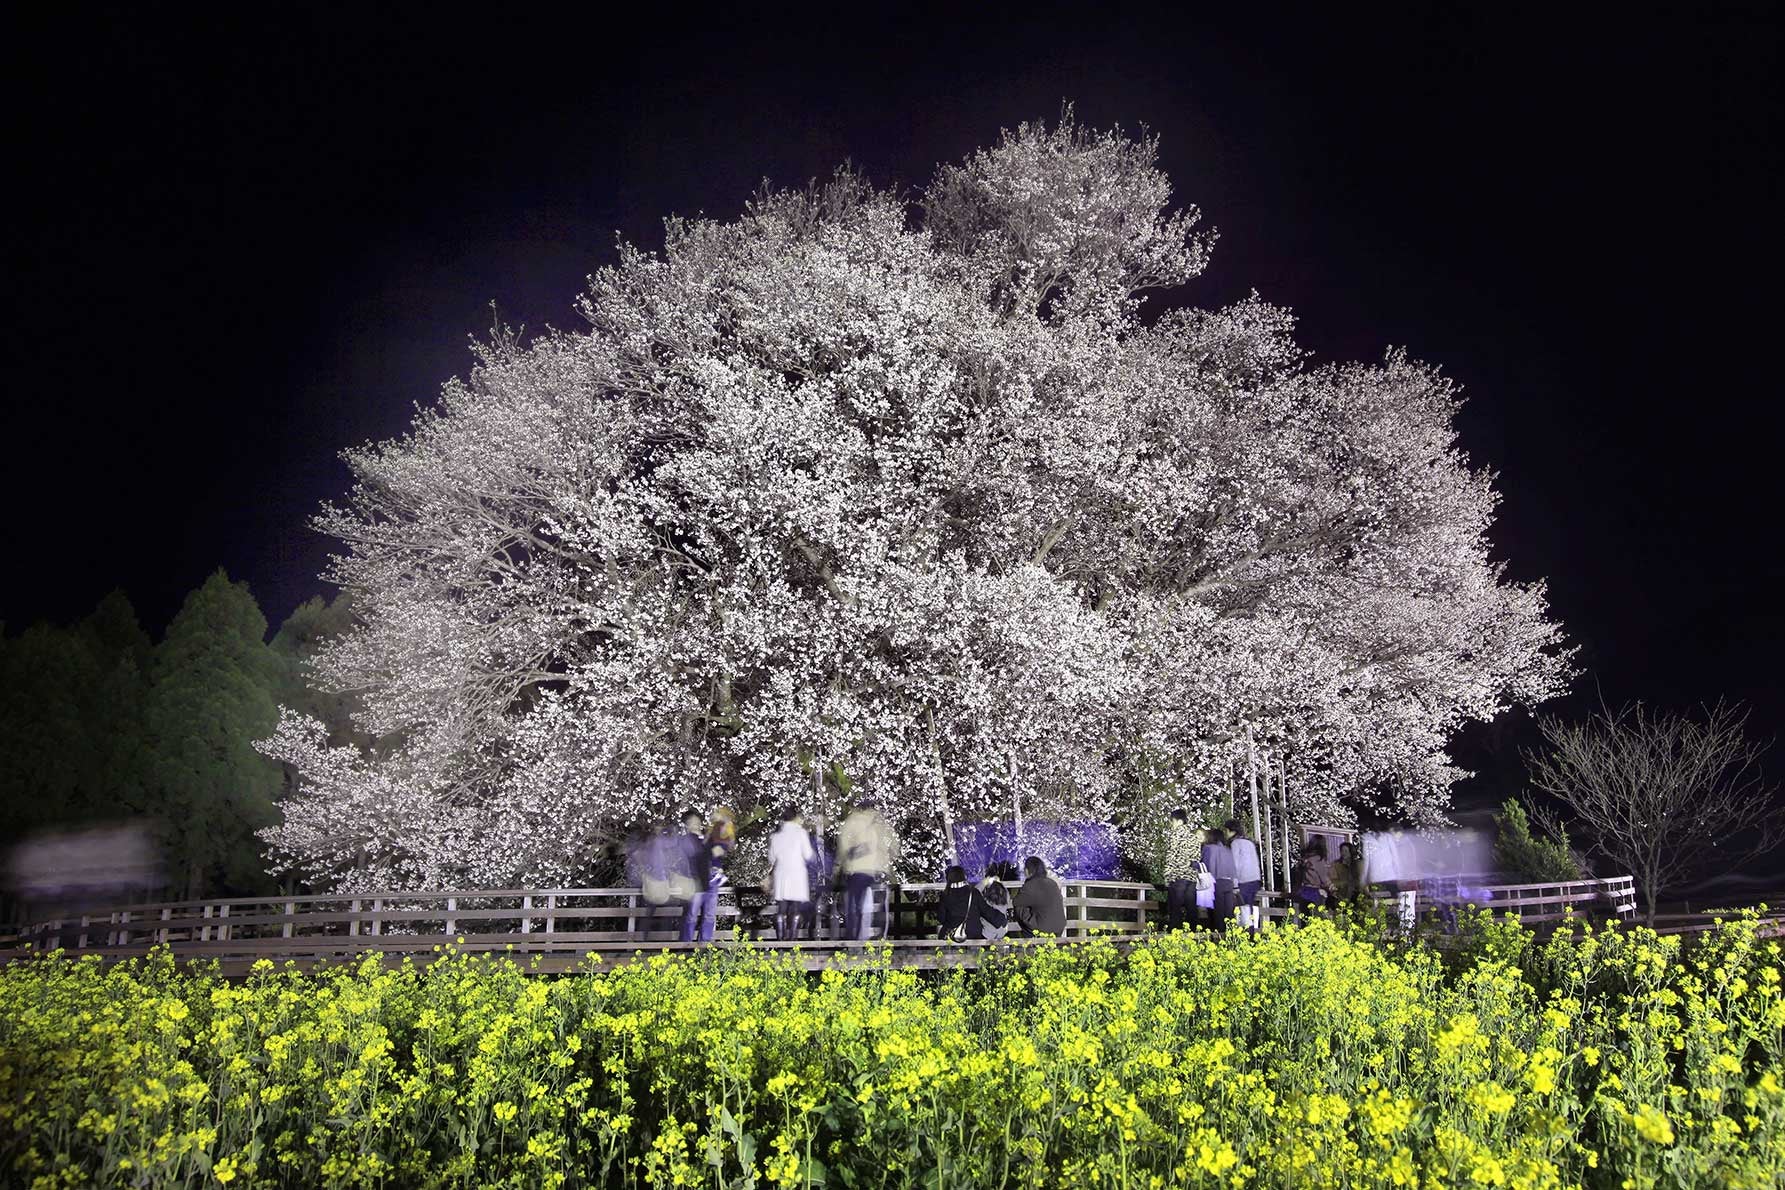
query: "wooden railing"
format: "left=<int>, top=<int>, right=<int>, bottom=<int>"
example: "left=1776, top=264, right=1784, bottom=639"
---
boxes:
left=14, top=874, right=1639, bottom=966
left=1423, top=875, right=1637, bottom=922
left=19, top=888, right=743, bottom=954
left=892, top=880, right=1159, bottom=937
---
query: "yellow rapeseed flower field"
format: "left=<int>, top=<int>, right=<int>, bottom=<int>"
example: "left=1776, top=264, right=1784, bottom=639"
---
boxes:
left=0, top=912, right=1779, bottom=1188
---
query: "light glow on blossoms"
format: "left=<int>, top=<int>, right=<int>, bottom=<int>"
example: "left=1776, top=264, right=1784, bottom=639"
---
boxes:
left=261, top=112, right=1570, bottom=891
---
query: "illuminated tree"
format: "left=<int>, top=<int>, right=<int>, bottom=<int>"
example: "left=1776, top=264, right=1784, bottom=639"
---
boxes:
left=264, top=112, right=1569, bottom=891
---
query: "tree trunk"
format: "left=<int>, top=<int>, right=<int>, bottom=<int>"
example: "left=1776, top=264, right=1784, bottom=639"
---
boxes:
left=926, top=707, right=957, bottom=865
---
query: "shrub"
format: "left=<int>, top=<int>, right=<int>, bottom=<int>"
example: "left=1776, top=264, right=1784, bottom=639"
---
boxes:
left=1, top=916, right=1780, bottom=1188
left=1494, top=797, right=1583, bottom=883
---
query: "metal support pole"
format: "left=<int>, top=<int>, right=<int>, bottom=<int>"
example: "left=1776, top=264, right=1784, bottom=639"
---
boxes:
left=1246, top=726, right=1262, bottom=848
left=1279, top=757, right=1293, bottom=892
left=1260, top=750, right=1275, bottom=891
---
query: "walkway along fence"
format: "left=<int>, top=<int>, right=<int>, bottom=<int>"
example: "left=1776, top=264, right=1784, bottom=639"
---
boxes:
left=11, top=875, right=1644, bottom=969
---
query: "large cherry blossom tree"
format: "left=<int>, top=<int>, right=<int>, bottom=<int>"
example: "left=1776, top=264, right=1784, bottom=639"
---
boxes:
left=262, top=114, right=1570, bottom=891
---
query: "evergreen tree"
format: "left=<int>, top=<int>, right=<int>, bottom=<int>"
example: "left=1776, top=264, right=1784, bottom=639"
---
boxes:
left=1492, top=798, right=1581, bottom=883
left=0, top=621, right=106, bottom=836
left=144, top=570, right=284, bottom=898
left=270, top=594, right=367, bottom=748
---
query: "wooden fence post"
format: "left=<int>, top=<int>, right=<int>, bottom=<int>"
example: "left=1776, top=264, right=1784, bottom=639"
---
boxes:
left=372, top=898, right=382, bottom=936
left=217, top=904, right=228, bottom=942
left=545, top=894, right=556, bottom=935
left=521, top=894, right=533, bottom=934
left=350, top=899, right=361, bottom=937
left=158, top=906, right=171, bottom=944
left=445, top=897, right=456, bottom=936
left=201, top=904, right=213, bottom=942
left=282, top=900, right=294, bottom=940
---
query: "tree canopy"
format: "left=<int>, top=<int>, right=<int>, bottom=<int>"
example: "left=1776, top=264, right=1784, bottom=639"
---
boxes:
left=263, top=113, right=1570, bottom=891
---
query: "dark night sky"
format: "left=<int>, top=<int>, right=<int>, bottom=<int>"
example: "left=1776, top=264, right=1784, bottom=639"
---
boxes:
left=4, top=7, right=1781, bottom=812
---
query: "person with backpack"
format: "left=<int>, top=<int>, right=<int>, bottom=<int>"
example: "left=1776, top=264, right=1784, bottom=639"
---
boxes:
left=767, top=806, right=817, bottom=941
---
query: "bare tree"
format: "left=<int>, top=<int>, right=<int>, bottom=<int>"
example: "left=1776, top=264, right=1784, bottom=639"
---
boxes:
left=1525, top=700, right=1783, bottom=923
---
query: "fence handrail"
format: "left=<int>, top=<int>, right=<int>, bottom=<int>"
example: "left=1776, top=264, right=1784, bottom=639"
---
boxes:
left=20, top=873, right=1642, bottom=954
left=1474, top=876, right=1633, bottom=895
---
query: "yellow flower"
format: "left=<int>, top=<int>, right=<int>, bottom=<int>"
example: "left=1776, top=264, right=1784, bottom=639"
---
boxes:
left=1631, top=1104, right=1674, bottom=1145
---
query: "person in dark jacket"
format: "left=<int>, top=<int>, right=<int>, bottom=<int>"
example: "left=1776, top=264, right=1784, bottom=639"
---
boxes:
left=1011, top=856, right=1067, bottom=936
left=937, top=864, right=1006, bottom=941
left=679, top=809, right=734, bottom=943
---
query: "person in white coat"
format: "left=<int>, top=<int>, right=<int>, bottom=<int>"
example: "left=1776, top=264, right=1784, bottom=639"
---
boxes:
left=767, top=807, right=817, bottom=941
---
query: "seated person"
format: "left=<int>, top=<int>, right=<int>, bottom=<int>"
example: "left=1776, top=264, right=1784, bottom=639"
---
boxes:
left=1012, top=856, right=1067, bottom=936
left=979, top=872, right=1013, bottom=942
left=938, top=864, right=1006, bottom=941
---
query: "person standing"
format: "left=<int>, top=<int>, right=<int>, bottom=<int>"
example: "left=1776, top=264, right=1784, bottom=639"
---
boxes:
left=680, top=808, right=734, bottom=943
left=802, top=816, right=833, bottom=940
left=677, top=809, right=713, bottom=942
left=838, top=800, right=896, bottom=941
left=767, top=807, right=817, bottom=941
left=1225, top=818, right=1263, bottom=932
left=1201, top=826, right=1236, bottom=927
left=1012, top=856, right=1068, bottom=937
left=1161, top=809, right=1203, bottom=930
left=1331, top=840, right=1363, bottom=907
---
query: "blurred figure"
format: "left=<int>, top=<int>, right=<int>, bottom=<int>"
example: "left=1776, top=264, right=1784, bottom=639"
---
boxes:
left=1012, top=856, right=1067, bottom=937
left=979, top=871, right=1013, bottom=942
left=767, top=807, right=816, bottom=941
left=802, top=816, right=834, bottom=939
left=1161, top=809, right=1202, bottom=930
left=636, top=823, right=696, bottom=936
left=1331, top=840, right=1363, bottom=906
left=1361, top=828, right=1493, bottom=931
left=8, top=823, right=162, bottom=949
left=1201, top=827, right=1235, bottom=926
left=1225, top=819, right=1263, bottom=932
left=937, top=864, right=1006, bottom=941
left=839, top=800, right=897, bottom=941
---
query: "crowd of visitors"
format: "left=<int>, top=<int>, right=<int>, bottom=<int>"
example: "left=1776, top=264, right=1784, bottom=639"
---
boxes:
left=641, top=800, right=1372, bottom=945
